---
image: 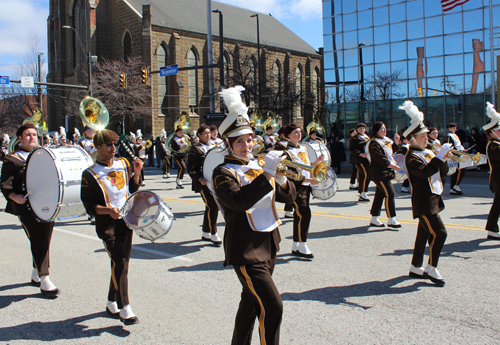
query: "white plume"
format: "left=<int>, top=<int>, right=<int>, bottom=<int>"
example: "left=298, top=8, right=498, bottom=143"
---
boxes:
left=74, top=128, right=80, bottom=138
left=59, top=126, right=66, bottom=136
left=219, top=86, right=248, bottom=119
left=399, top=100, right=423, bottom=124
left=486, top=102, right=500, bottom=122
left=136, top=129, right=142, bottom=138
left=2, top=134, right=9, bottom=144
left=160, top=129, right=166, bottom=138
left=130, top=132, right=136, bottom=139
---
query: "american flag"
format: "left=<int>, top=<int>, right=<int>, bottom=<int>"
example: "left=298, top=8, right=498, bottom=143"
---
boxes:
left=441, top=0, right=470, bottom=12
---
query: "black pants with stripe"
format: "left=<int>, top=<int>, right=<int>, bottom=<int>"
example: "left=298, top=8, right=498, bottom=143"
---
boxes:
left=200, top=186, right=219, bottom=235
left=370, top=179, right=396, bottom=218
left=486, top=192, right=500, bottom=232
left=293, top=185, right=312, bottom=243
left=232, top=257, right=282, bottom=345
left=350, top=164, right=357, bottom=185
left=356, top=161, right=370, bottom=193
left=174, top=155, right=186, bottom=179
left=450, top=168, right=466, bottom=188
left=412, top=213, right=447, bottom=268
left=19, top=213, right=55, bottom=277
left=102, top=227, right=133, bottom=309
left=162, top=155, right=171, bottom=174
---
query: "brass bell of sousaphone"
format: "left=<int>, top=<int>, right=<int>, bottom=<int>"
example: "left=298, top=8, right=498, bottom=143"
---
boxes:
left=8, top=108, right=46, bottom=153
left=166, top=111, right=192, bottom=154
left=79, top=96, right=110, bottom=131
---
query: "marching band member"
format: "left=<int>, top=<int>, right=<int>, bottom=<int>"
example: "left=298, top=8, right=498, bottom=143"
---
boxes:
left=80, top=129, right=143, bottom=325
left=347, top=128, right=358, bottom=190
left=73, top=127, right=81, bottom=143
left=0, top=123, right=60, bottom=297
left=263, top=125, right=277, bottom=151
left=306, top=129, right=319, bottom=143
left=212, top=87, right=296, bottom=345
left=80, top=126, right=96, bottom=155
left=43, top=134, right=51, bottom=147
left=210, top=124, right=225, bottom=147
left=352, top=123, right=371, bottom=202
left=52, top=131, right=59, bottom=146
left=284, top=123, right=324, bottom=258
left=483, top=102, right=500, bottom=240
left=59, top=127, right=67, bottom=146
left=170, top=127, right=190, bottom=189
left=274, top=127, right=293, bottom=218
left=367, top=121, right=402, bottom=228
left=443, top=123, right=466, bottom=195
left=159, top=129, right=171, bottom=178
left=187, top=124, right=222, bottom=245
left=428, top=127, right=440, bottom=146
left=134, top=130, right=146, bottom=186
left=400, top=100, right=452, bottom=286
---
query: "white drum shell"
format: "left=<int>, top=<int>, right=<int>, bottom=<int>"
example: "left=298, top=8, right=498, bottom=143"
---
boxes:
left=311, top=167, right=337, bottom=201
left=202, top=147, right=227, bottom=189
left=122, top=191, right=174, bottom=242
left=25, top=145, right=93, bottom=221
left=304, top=142, right=331, bottom=167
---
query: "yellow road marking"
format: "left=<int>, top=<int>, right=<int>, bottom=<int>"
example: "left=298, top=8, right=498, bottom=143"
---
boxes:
left=161, top=197, right=486, bottom=232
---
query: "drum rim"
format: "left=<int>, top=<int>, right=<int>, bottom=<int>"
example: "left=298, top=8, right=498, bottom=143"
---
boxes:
left=123, top=190, right=163, bottom=229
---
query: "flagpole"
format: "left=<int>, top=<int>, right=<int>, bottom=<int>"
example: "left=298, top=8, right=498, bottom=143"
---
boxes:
left=490, top=0, right=495, bottom=106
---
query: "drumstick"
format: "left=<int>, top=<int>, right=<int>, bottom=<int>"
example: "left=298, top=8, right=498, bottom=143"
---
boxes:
left=118, top=136, right=137, bottom=159
left=24, top=189, right=34, bottom=199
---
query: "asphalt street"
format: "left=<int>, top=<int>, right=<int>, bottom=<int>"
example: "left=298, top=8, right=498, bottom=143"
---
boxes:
left=0, top=163, right=499, bottom=344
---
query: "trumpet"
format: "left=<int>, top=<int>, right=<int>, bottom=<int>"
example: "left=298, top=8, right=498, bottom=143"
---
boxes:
left=430, top=143, right=481, bottom=165
left=256, top=153, right=328, bottom=183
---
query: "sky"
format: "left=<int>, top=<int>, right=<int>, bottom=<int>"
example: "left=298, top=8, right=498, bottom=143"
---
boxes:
left=0, top=0, right=323, bottom=79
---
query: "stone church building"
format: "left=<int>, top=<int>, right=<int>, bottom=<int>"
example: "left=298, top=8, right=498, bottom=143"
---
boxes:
left=47, top=0, right=323, bottom=138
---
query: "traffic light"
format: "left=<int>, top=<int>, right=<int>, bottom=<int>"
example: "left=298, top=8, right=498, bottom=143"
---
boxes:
left=418, top=87, right=423, bottom=97
left=119, top=74, right=127, bottom=89
left=141, top=69, right=148, bottom=85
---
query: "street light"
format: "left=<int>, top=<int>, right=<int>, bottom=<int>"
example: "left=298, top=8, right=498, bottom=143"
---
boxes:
left=212, top=9, right=224, bottom=88
left=250, top=13, right=261, bottom=110
left=62, top=25, right=93, bottom=96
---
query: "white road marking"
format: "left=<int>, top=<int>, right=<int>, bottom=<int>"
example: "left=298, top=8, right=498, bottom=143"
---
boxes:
left=54, top=227, right=192, bottom=262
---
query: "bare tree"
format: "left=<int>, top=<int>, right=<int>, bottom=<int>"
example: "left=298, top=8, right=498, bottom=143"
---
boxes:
left=345, top=68, right=405, bottom=102
left=65, top=57, right=152, bottom=126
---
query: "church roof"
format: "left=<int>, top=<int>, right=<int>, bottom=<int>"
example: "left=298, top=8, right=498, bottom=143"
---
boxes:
left=124, top=0, right=320, bottom=56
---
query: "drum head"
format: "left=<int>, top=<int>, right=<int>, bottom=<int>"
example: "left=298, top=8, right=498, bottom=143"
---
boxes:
left=26, top=148, right=60, bottom=221
left=311, top=167, right=337, bottom=201
left=203, top=147, right=227, bottom=185
left=123, top=191, right=162, bottom=229
left=304, top=142, right=331, bottom=166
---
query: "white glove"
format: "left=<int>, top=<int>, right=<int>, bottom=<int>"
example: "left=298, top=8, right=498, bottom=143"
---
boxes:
left=274, top=174, right=287, bottom=186
left=436, top=143, right=453, bottom=161
left=263, top=151, right=285, bottom=176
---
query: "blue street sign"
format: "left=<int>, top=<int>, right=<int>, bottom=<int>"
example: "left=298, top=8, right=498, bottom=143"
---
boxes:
left=0, top=76, right=10, bottom=85
left=160, top=64, right=178, bottom=77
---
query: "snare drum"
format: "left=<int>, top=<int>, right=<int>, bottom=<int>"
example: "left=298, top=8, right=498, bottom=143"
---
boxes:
left=122, top=191, right=174, bottom=242
left=311, top=167, right=338, bottom=201
left=25, top=145, right=93, bottom=222
left=393, top=153, right=407, bottom=182
left=202, top=147, right=227, bottom=188
left=304, top=141, right=331, bottom=166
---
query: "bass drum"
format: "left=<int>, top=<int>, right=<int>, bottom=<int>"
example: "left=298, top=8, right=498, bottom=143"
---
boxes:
left=304, top=141, right=331, bottom=167
left=122, top=191, right=174, bottom=242
left=311, top=167, right=337, bottom=201
left=202, top=147, right=227, bottom=188
left=25, top=145, right=93, bottom=222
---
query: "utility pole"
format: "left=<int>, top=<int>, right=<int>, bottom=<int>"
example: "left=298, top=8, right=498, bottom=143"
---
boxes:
left=38, top=52, right=44, bottom=111
left=207, top=0, right=215, bottom=113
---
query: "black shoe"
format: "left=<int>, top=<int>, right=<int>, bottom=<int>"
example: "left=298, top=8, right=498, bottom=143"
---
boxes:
left=423, top=273, right=445, bottom=287
left=409, top=272, right=426, bottom=279
left=450, top=188, right=463, bottom=195
left=31, top=279, right=41, bottom=287
left=291, top=250, right=314, bottom=259
left=349, top=186, right=358, bottom=190
left=201, top=235, right=211, bottom=242
left=41, top=288, right=61, bottom=298
left=120, top=316, right=140, bottom=325
left=176, top=184, right=184, bottom=189
left=487, top=233, right=500, bottom=241
left=358, top=196, right=370, bottom=202
left=388, top=223, right=402, bottom=229
left=369, top=222, right=385, bottom=227
left=106, top=307, right=120, bottom=319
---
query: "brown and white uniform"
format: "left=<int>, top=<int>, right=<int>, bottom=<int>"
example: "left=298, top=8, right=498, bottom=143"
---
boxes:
left=171, top=136, right=189, bottom=179
left=80, top=157, right=140, bottom=309
left=213, top=155, right=296, bottom=345
left=352, top=133, right=370, bottom=193
left=443, top=132, right=466, bottom=189
left=486, top=139, right=500, bottom=233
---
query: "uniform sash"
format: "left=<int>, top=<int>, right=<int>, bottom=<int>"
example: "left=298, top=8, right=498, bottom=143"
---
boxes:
left=210, top=138, right=225, bottom=147
left=366, top=137, right=397, bottom=165
left=87, top=158, right=131, bottom=208
left=411, top=149, right=443, bottom=195
left=447, top=133, right=464, bottom=151
left=221, top=160, right=281, bottom=232
left=81, top=138, right=96, bottom=154
left=174, top=136, right=189, bottom=151
left=11, top=149, right=30, bottom=162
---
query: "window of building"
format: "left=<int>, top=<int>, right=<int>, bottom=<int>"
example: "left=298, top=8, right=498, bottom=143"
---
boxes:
left=188, top=48, right=198, bottom=107
left=273, top=60, right=281, bottom=95
left=157, top=44, right=168, bottom=116
left=312, top=68, right=319, bottom=106
left=123, top=32, right=132, bottom=61
left=223, top=53, right=230, bottom=87
left=249, top=57, right=256, bottom=90
left=295, top=66, right=302, bottom=118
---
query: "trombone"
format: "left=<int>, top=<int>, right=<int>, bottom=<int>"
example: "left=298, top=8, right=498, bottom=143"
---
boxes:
left=430, top=143, right=481, bottom=165
left=255, top=153, right=328, bottom=183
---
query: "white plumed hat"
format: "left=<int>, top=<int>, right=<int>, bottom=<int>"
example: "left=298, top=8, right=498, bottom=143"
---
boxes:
left=136, top=129, right=143, bottom=139
left=483, top=102, right=500, bottom=131
left=160, top=129, right=167, bottom=138
left=218, top=86, right=252, bottom=139
left=59, top=126, right=66, bottom=139
left=130, top=132, right=136, bottom=139
left=400, top=100, right=428, bottom=138
left=73, top=128, right=81, bottom=139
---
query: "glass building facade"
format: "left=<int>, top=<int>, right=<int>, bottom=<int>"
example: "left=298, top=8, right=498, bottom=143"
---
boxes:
left=323, top=0, right=500, bottom=138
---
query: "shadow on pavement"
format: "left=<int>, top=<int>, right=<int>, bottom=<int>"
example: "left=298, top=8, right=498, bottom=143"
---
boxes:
left=0, top=312, right=130, bottom=341
left=169, top=260, right=227, bottom=272
left=281, top=276, right=428, bottom=309
left=297, top=225, right=399, bottom=240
